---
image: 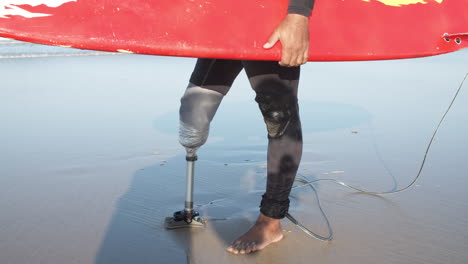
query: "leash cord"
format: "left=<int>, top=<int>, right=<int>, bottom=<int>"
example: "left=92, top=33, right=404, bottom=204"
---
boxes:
left=287, top=72, right=468, bottom=241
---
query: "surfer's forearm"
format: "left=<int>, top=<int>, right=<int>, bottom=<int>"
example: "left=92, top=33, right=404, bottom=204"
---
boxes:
left=288, top=0, right=314, bottom=17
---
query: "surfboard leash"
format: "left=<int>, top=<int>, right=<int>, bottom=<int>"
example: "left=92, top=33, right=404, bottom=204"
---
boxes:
left=286, top=72, right=468, bottom=242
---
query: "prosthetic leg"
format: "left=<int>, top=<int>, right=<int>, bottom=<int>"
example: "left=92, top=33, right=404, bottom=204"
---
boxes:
left=165, top=85, right=224, bottom=229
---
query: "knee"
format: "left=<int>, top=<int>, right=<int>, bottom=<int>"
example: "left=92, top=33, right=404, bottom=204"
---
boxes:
left=255, top=92, right=300, bottom=139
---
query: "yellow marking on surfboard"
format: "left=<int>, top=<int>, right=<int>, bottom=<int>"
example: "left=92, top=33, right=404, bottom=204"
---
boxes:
left=361, top=0, right=443, bottom=7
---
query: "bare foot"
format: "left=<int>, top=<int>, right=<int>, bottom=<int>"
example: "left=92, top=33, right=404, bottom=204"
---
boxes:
left=226, top=213, right=284, bottom=254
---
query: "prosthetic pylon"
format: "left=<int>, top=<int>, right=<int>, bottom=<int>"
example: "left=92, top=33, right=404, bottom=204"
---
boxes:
left=164, top=148, right=204, bottom=229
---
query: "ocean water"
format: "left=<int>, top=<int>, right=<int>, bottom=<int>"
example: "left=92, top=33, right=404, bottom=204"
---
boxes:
left=0, top=37, right=467, bottom=264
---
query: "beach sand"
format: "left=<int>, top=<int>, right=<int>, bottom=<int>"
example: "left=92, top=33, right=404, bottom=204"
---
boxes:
left=1, top=38, right=467, bottom=264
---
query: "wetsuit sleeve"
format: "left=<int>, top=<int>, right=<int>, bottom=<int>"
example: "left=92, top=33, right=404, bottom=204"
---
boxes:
left=288, top=0, right=315, bottom=17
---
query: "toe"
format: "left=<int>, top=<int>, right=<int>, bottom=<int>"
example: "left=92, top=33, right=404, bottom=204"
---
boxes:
left=235, top=242, right=246, bottom=254
left=226, top=244, right=237, bottom=253
left=240, top=242, right=252, bottom=254
left=226, top=240, right=241, bottom=253
left=228, top=243, right=242, bottom=254
left=244, top=242, right=252, bottom=254
left=244, top=242, right=256, bottom=254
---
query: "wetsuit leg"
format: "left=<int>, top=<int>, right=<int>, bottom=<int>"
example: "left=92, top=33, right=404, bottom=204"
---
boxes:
left=179, top=59, right=243, bottom=149
left=189, top=58, right=243, bottom=96
left=242, top=60, right=303, bottom=219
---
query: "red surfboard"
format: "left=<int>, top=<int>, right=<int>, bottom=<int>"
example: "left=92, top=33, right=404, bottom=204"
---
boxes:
left=0, top=0, right=467, bottom=61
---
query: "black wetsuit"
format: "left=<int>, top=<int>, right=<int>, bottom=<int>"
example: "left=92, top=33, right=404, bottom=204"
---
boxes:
left=288, top=0, right=314, bottom=17
left=186, top=0, right=314, bottom=219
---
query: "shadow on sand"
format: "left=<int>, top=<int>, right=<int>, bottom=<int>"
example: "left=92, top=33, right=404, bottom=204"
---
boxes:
left=94, top=101, right=374, bottom=263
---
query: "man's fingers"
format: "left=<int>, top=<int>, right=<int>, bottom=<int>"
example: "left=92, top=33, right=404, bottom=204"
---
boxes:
left=296, top=55, right=305, bottom=66
left=280, top=52, right=301, bottom=67
left=298, top=49, right=308, bottom=65
left=294, top=55, right=304, bottom=66
left=281, top=47, right=307, bottom=67
left=290, top=54, right=300, bottom=67
left=289, top=47, right=308, bottom=66
left=303, top=49, right=309, bottom=64
left=263, top=31, right=280, bottom=49
left=279, top=49, right=292, bottom=66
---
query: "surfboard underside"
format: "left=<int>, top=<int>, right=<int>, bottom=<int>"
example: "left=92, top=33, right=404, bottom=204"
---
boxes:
left=0, top=0, right=467, bottom=61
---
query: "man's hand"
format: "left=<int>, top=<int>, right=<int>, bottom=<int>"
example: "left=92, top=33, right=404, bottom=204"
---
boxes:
left=263, top=14, right=309, bottom=67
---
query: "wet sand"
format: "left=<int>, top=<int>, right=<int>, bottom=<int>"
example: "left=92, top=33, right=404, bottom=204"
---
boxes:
left=1, top=38, right=467, bottom=264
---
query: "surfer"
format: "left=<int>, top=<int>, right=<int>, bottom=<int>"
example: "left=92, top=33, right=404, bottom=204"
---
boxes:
left=179, top=0, right=314, bottom=254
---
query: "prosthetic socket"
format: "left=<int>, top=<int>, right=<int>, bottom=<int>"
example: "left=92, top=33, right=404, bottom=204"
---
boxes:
left=179, top=84, right=224, bottom=153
